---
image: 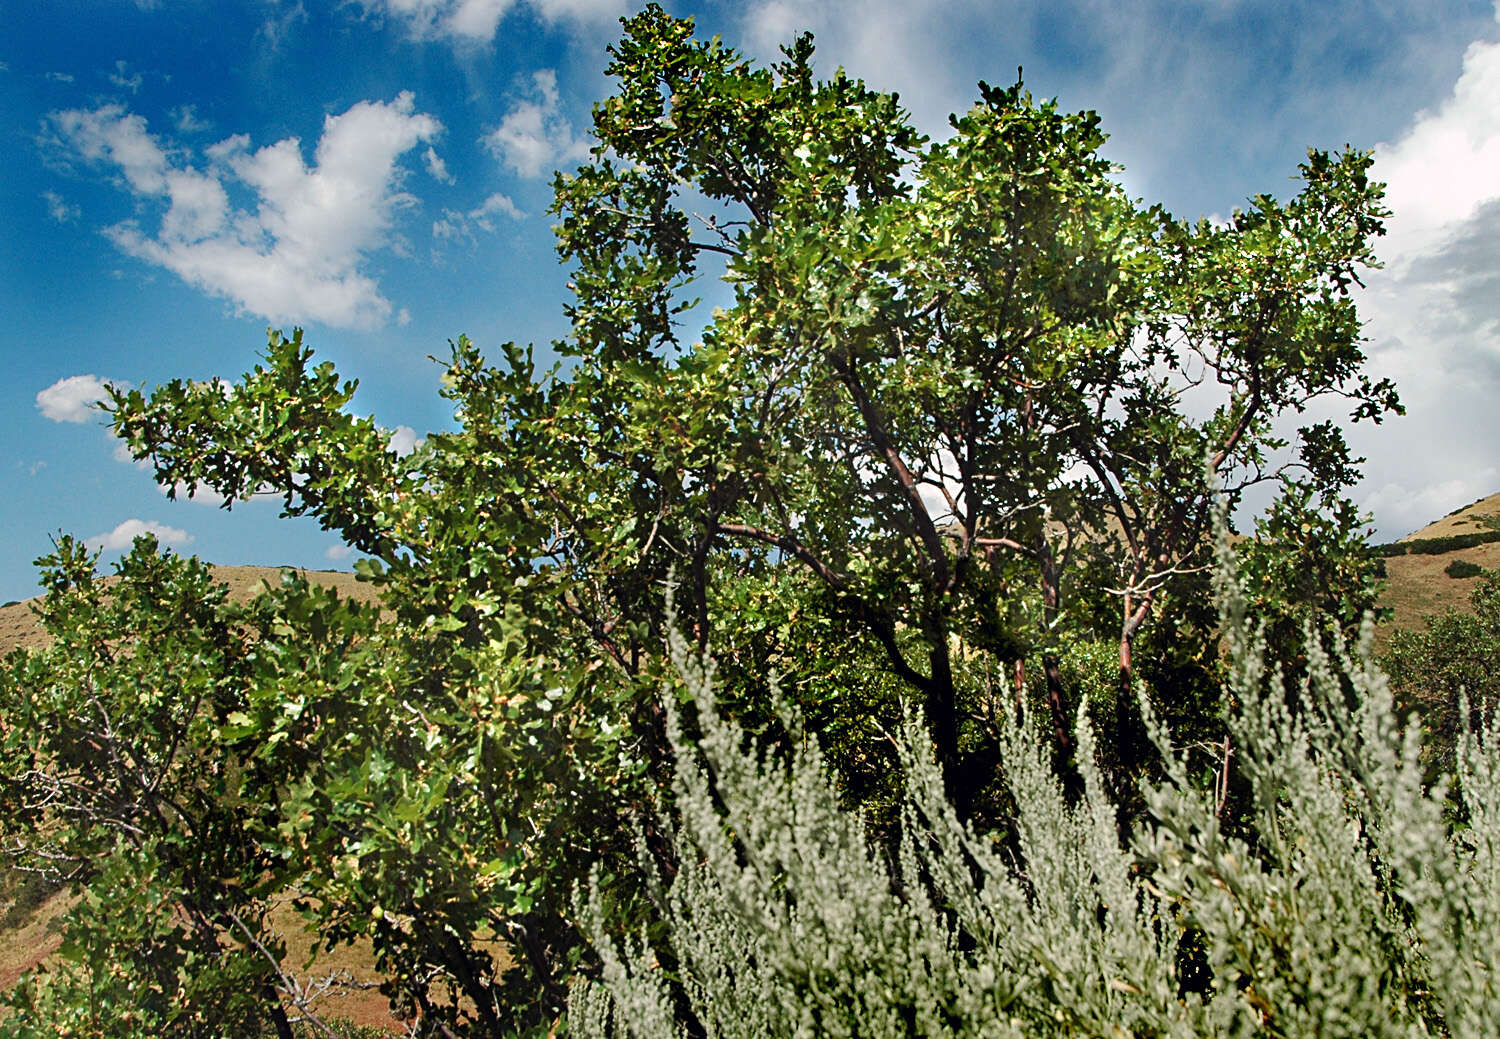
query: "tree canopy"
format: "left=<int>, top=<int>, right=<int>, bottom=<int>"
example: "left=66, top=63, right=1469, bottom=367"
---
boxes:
left=3, top=6, right=1406, bottom=1035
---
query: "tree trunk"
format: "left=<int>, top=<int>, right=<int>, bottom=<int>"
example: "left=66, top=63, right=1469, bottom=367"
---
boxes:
left=925, top=638, right=965, bottom=814
left=1042, top=652, right=1072, bottom=756
left=416, top=920, right=505, bottom=1037
left=1114, top=599, right=1153, bottom=784
left=263, top=986, right=295, bottom=1039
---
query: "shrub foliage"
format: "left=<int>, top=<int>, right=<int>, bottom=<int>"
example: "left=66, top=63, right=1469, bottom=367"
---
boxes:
left=574, top=546, right=1500, bottom=1038
left=1445, top=558, right=1483, bottom=579
left=1386, top=568, right=1500, bottom=773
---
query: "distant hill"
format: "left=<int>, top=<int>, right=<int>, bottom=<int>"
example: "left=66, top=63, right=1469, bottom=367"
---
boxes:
left=0, top=565, right=375, bottom=657
left=1377, top=492, right=1500, bottom=641
left=6, top=495, right=1500, bottom=657
left=1397, top=490, right=1500, bottom=543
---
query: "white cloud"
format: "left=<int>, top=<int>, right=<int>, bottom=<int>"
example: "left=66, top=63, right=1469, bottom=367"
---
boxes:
left=1362, top=472, right=1500, bottom=540
left=359, top=0, right=513, bottom=41
left=470, top=191, right=522, bottom=226
left=481, top=69, right=590, bottom=179
left=357, top=0, right=620, bottom=43
left=112, top=440, right=151, bottom=471
left=108, top=60, right=142, bottom=94
left=423, top=145, right=453, bottom=183
left=52, top=104, right=170, bottom=193
left=736, top=0, right=972, bottom=142
left=433, top=191, right=523, bottom=243
left=161, top=480, right=230, bottom=506
left=444, top=0, right=514, bottom=39
left=386, top=424, right=421, bottom=456
left=531, top=0, right=624, bottom=20
left=1375, top=33, right=1500, bottom=273
left=259, top=0, right=309, bottom=50
left=42, top=189, right=80, bottom=223
left=171, top=104, right=211, bottom=134
left=45, top=71, right=74, bottom=84
left=51, top=94, right=442, bottom=329
left=431, top=211, right=467, bottom=241
left=1344, top=19, right=1500, bottom=538
left=37, top=374, right=118, bottom=423
left=325, top=543, right=355, bottom=561
left=86, top=519, right=193, bottom=553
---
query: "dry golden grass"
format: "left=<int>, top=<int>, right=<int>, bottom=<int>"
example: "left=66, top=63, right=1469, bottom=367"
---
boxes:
left=0, top=879, right=70, bottom=993
left=1369, top=492, right=1500, bottom=653
left=1377, top=542, right=1500, bottom=637
left=0, top=565, right=376, bottom=654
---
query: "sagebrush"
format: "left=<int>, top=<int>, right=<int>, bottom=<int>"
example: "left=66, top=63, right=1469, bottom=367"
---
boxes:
left=573, top=542, right=1500, bottom=1037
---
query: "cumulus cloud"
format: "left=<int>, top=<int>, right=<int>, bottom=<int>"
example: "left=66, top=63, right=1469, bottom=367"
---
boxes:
left=1345, top=23, right=1500, bottom=537
left=37, top=374, right=118, bottom=423
left=326, top=543, right=355, bottom=561
left=86, top=519, right=193, bottom=553
left=386, top=424, right=422, bottom=456
left=533, top=0, right=624, bottom=21
left=481, top=69, right=590, bottom=179
left=51, top=104, right=171, bottom=193
left=259, top=0, right=309, bottom=50
left=734, top=0, right=982, bottom=143
left=50, top=95, right=442, bottom=329
left=469, top=191, right=522, bottom=227
left=112, top=440, right=150, bottom=471
left=1363, top=472, right=1500, bottom=538
left=359, top=0, right=514, bottom=41
left=432, top=191, right=523, bottom=243
left=171, top=104, right=211, bottom=134
left=1375, top=33, right=1500, bottom=272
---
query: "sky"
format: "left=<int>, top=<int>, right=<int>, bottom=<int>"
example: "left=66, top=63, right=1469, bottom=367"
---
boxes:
left=3, top=0, right=1500, bottom=602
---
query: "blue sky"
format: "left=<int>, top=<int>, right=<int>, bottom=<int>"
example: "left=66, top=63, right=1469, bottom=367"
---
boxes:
left=3, top=0, right=1500, bottom=602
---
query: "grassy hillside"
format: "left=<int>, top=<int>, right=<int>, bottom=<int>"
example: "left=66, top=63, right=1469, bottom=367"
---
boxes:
left=0, top=565, right=373, bottom=654
left=1397, top=491, right=1500, bottom=543
left=1377, top=492, right=1500, bottom=642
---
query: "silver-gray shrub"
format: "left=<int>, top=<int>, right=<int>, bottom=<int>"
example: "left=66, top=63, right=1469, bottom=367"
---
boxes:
left=570, top=543, right=1500, bottom=1038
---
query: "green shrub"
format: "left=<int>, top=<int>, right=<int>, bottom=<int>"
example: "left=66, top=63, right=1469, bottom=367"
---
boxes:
left=1386, top=568, right=1500, bottom=773
left=1446, top=558, right=1483, bottom=579
left=1376, top=530, right=1500, bottom=556
left=572, top=545, right=1500, bottom=1037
